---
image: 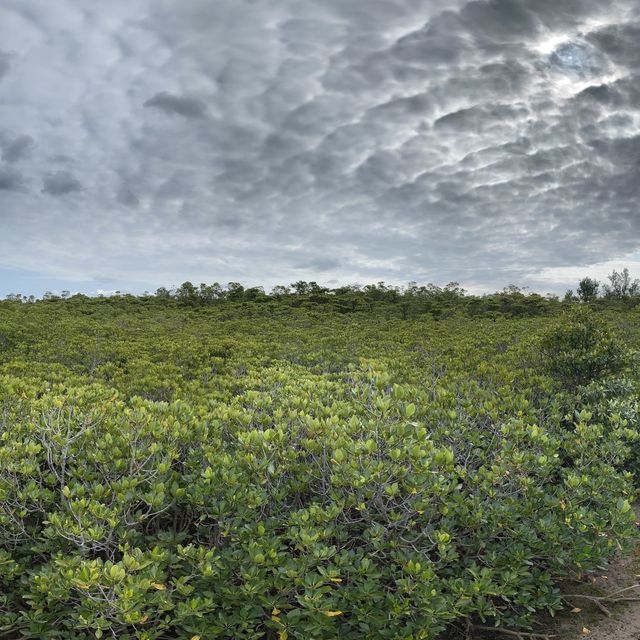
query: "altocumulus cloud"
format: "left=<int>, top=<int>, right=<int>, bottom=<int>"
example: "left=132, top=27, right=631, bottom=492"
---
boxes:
left=42, top=171, right=82, bottom=196
left=1, top=134, right=34, bottom=163
left=144, top=92, right=208, bottom=119
left=0, top=167, right=23, bottom=191
left=1, top=0, right=640, bottom=294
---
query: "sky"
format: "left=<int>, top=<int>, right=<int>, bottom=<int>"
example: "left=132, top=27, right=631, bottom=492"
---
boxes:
left=1, top=0, right=640, bottom=297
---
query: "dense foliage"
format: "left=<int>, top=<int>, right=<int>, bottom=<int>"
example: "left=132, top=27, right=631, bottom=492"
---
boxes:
left=0, top=297, right=639, bottom=639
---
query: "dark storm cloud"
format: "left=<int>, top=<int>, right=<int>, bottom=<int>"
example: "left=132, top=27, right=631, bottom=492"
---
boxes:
left=117, top=184, right=139, bottom=207
left=42, top=171, right=82, bottom=196
left=586, top=24, right=640, bottom=68
left=1, top=0, right=640, bottom=294
left=458, top=0, right=539, bottom=40
left=144, top=92, right=208, bottom=119
left=0, top=167, right=23, bottom=190
left=1, top=135, right=34, bottom=163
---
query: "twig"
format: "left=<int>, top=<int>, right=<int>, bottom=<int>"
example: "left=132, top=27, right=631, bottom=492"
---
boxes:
left=472, top=626, right=556, bottom=639
left=563, top=583, right=640, bottom=617
left=563, top=594, right=612, bottom=617
left=603, top=584, right=640, bottom=598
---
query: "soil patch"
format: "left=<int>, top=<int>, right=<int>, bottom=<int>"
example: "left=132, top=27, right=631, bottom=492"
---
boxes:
left=547, top=546, right=640, bottom=640
left=467, top=530, right=640, bottom=640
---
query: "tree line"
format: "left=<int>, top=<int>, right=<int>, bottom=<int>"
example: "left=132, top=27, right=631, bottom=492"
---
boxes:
left=3, top=268, right=640, bottom=318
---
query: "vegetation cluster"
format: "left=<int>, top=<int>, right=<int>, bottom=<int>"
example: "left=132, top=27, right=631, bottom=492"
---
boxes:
left=0, top=290, right=639, bottom=639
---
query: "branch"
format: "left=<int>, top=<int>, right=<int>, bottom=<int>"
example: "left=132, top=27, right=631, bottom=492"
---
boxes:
left=472, top=626, right=555, bottom=639
left=563, top=584, right=640, bottom=617
left=563, top=594, right=612, bottom=617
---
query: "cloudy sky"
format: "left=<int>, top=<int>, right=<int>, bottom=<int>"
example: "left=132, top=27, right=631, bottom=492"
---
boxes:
left=1, top=0, right=640, bottom=296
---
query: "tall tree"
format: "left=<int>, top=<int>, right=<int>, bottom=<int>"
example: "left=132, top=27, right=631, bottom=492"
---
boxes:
left=603, top=268, right=640, bottom=298
left=576, top=277, right=599, bottom=302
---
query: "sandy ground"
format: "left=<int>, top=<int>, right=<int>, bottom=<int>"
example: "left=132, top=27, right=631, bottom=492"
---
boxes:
left=472, top=533, right=640, bottom=640
left=556, top=567, right=640, bottom=640
left=541, top=522, right=640, bottom=640
left=585, top=604, right=640, bottom=639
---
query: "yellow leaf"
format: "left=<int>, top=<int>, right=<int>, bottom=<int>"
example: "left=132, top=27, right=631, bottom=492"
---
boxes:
left=151, top=582, right=166, bottom=591
left=278, top=631, right=288, bottom=640
left=191, top=636, right=201, bottom=640
left=329, top=578, right=343, bottom=583
left=322, top=611, right=343, bottom=617
left=272, top=607, right=281, bottom=616
left=571, top=607, right=582, bottom=613
left=582, top=628, right=591, bottom=634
